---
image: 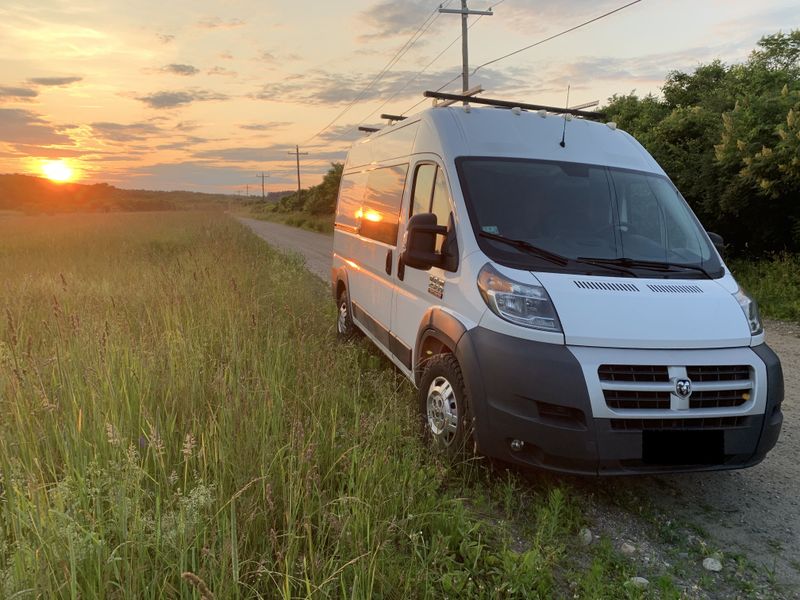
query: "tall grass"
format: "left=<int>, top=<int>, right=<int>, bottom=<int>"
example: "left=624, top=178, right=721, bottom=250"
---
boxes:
left=730, top=254, right=800, bottom=323
left=0, top=213, right=576, bottom=598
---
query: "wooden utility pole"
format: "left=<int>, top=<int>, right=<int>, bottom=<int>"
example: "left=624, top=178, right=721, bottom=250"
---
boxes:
left=287, top=145, right=308, bottom=204
left=439, top=0, right=493, bottom=94
left=255, top=172, right=269, bottom=200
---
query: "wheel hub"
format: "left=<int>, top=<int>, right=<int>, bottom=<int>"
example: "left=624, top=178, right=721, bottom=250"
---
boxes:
left=427, top=376, right=458, bottom=446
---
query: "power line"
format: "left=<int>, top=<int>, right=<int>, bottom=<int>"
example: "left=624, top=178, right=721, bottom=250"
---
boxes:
left=301, top=1, right=452, bottom=146
left=472, top=0, right=642, bottom=74
left=342, top=0, right=502, bottom=137
left=401, top=0, right=642, bottom=115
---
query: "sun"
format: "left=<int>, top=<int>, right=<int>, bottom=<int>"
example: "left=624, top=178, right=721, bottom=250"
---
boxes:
left=41, top=160, right=74, bottom=183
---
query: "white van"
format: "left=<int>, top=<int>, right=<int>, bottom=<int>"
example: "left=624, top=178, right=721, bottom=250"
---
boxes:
left=331, top=94, right=783, bottom=475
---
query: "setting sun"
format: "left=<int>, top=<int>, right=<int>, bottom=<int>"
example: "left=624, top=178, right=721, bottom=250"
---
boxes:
left=41, top=160, right=74, bottom=183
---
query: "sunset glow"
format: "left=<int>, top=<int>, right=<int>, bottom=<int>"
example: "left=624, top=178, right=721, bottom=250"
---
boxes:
left=41, top=160, right=74, bottom=183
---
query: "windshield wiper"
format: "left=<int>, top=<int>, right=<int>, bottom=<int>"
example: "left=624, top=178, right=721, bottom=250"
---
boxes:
left=479, top=231, right=568, bottom=266
left=576, top=257, right=713, bottom=279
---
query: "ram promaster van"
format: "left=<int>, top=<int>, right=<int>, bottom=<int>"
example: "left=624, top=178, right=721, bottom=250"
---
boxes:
left=331, top=93, right=783, bottom=475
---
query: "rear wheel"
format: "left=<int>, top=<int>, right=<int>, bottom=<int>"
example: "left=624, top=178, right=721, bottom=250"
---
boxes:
left=336, top=289, right=357, bottom=339
left=418, top=353, right=473, bottom=459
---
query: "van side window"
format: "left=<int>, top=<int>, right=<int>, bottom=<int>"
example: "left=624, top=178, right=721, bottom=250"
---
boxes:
left=411, top=164, right=436, bottom=217
left=335, top=171, right=368, bottom=232
left=359, top=164, right=408, bottom=245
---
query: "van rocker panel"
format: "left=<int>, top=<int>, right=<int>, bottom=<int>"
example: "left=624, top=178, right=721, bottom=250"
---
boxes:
left=455, top=326, right=782, bottom=475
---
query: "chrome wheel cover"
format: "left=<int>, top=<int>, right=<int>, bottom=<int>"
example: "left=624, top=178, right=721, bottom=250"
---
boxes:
left=427, top=376, right=458, bottom=446
left=337, top=301, right=348, bottom=334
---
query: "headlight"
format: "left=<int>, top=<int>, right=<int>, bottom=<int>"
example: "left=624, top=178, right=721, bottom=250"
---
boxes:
left=477, top=263, right=562, bottom=332
left=733, top=288, right=763, bottom=335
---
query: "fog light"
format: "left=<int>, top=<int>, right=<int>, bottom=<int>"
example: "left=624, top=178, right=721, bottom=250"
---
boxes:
left=510, top=439, right=524, bottom=452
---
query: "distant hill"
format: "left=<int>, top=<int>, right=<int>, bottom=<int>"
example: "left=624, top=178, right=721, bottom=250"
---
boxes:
left=0, top=174, right=239, bottom=213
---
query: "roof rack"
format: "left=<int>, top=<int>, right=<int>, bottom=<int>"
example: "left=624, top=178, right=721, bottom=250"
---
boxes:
left=358, top=126, right=380, bottom=133
left=423, top=91, right=606, bottom=121
left=380, top=114, right=406, bottom=123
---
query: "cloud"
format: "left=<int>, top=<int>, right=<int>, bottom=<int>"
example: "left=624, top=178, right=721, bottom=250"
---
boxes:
left=251, top=66, right=523, bottom=105
left=207, top=66, right=237, bottom=77
left=28, top=76, right=83, bottom=86
left=238, top=121, right=291, bottom=131
left=219, top=52, right=234, bottom=60
left=0, top=108, right=72, bottom=145
left=162, top=64, right=200, bottom=76
left=136, top=89, right=228, bottom=109
left=193, top=145, right=345, bottom=163
left=157, top=33, right=175, bottom=44
left=359, top=0, right=439, bottom=40
left=11, top=143, right=85, bottom=158
left=155, top=136, right=213, bottom=150
left=196, top=17, right=246, bottom=30
left=0, top=86, right=38, bottom=99
left=124, top=161, right=269, bottom=192
left=90, top=121, right=165, bottom=142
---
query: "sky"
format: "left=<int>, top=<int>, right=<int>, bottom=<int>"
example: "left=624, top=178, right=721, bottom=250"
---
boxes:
left=0, top=0, right=798, bottom=193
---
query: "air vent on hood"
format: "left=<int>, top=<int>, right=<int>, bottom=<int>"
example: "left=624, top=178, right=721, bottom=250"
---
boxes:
left=647, top=284, right=703, bottom=294
left=574, top=280, right=640, bottom=292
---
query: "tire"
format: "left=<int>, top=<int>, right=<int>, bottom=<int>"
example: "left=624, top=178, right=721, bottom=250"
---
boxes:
left=336, top=289, right=357, bottom=340
left=418, top=353, right=474, bottom=460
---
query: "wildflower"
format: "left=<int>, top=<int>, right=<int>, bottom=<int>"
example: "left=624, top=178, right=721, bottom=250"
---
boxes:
left=105, top=422, right=120, bottom=446
left=182, top=433, right=196, bottom=459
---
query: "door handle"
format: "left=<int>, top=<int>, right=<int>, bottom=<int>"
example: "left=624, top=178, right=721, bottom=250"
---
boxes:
left=385, top=249, right=393, bottom=275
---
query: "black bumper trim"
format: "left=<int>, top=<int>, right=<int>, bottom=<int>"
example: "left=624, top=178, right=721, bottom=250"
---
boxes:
left=455, top=328, right=783, bottom=475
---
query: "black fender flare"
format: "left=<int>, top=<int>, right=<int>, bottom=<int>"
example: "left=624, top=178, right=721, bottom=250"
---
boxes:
left=331, top=266, right=350, bottom=304
left=414, top=307, right=468, bottom=380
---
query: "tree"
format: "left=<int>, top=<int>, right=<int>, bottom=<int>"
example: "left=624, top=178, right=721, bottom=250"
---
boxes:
left=603, top=29, right=800, bottom=253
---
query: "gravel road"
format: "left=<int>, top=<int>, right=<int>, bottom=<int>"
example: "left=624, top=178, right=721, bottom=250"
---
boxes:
left=237, top=215, right=800, bottom=592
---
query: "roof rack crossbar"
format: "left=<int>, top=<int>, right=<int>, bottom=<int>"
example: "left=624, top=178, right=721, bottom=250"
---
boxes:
left=423, top=91, right=606, bottom=120
left=358, top=126, right=380, bottom=133
left=380, top=114, right=407, bottom=122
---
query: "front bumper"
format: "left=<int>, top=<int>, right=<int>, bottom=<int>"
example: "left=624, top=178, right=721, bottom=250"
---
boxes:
left=456, top=327, right=783, bottom=475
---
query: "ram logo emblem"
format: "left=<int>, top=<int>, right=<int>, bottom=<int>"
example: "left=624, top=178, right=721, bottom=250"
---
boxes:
left=675, top=378, right=692, bottom=398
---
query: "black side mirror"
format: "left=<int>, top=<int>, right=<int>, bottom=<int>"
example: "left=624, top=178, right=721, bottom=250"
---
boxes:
left=401, top=213, right=447, bottom=271
left=707, top=231, right=725, bottom=256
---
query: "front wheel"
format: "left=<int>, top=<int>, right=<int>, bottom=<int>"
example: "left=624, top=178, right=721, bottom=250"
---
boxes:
left=418, top=353, right=473, bottom=459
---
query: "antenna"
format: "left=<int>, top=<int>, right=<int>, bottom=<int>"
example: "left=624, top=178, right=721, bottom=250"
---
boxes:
left=559, top=85, right=570, bottom=148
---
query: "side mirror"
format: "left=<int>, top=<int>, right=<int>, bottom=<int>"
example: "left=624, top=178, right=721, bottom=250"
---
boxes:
left=707, top=231, right=725, bottom=256
left=401, top=213, right=447, bottom=271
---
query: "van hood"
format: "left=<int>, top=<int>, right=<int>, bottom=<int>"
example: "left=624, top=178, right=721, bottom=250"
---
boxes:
left=534, top=272, right=751, bottom=349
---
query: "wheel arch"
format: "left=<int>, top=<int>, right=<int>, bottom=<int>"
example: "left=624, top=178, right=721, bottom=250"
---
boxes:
left=414, top=307, right=468, bottom=386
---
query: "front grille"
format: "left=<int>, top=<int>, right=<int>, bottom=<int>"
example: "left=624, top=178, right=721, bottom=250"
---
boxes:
left=686, top=365, right=749, bottom=382
left=689, top=389, right=749, bottom=409
left=609, top=416, right=750, bottom=431
left=605, top=390, right=670, bottom=410
left=599, top=364, right=754, bottom=414
left=598, top=364, right=668, bottom=382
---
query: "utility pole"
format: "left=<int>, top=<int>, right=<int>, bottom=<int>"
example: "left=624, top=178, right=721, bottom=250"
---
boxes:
left=287, top=145, right=308, bottom=205
left=246, top=183, right=249, bottom=197
left=255, top=172, right=269, bottom=200
left=439, top=0, right=493, bottom=94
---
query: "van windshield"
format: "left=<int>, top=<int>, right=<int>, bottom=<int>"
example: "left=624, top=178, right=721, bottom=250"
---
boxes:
left=456, top=157, right=723, bottom=278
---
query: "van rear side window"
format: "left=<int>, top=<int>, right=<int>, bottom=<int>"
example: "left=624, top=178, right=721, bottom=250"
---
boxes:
left=359, top=165, right=408, bottom=245
left=335, top=171, right=367, bottom=232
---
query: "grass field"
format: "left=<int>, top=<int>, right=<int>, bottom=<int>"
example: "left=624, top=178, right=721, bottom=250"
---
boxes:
left=730, top=255, right=800, bottom=323
left=0, top=212, right=607, bottom=599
